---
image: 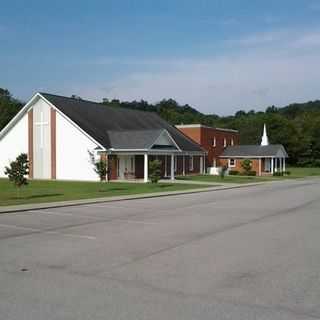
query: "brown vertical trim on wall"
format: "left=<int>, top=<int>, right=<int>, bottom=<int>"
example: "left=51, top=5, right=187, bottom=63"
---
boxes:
left=28, top=110, right=33, bottom=179
left=51, top=108, right=57, bottom=179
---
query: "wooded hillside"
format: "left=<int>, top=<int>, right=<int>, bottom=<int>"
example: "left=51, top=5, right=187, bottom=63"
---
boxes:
left=1, top=88, right=319, bottom=166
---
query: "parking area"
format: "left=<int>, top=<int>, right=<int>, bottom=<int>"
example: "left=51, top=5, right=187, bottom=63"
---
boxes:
left=1, top=178, right=320, bottom=320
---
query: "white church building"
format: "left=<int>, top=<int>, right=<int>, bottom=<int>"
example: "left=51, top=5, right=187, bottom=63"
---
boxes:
left=0, top=93, right=206, bottom=182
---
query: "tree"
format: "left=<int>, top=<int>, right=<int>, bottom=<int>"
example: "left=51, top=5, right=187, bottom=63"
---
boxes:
left=149, top=159, right=162, bottom=183
left=89, top=151, right=108, bottom=181
left=4, top=153, right=29, bottom=197
left=241, top=159, right=252, bottom=175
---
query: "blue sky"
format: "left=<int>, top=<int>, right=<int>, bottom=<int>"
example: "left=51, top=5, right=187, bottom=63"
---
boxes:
left=1, top=0, right=320, bottom=115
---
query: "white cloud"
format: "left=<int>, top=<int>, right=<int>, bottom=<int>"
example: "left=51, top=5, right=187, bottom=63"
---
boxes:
left=75, top=29, right=320, bottom=115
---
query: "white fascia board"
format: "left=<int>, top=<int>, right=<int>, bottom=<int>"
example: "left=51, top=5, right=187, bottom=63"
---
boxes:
left=38, top=93, right=106, bottom=151
left=0, top=92, right=40, bottom=141
left=148, top=129, right=181, bottom=151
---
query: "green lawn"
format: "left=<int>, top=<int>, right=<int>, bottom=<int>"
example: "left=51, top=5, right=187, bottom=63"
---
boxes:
left=177, top=167, right=320, bottom=184
left=0, top=179, right=211, bottom=207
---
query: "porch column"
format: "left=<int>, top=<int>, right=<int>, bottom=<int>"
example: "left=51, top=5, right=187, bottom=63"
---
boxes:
left=200, top=156, right=203, bottom=175
left=183, top=155, right=185, bottom=176
left=280, top=158, right=283, bottom=173
left=170, top=154, right=175, bottom=181
left=144, top=153, right=148, bottom=183
left=275, top=158, right=278, bottom=173
left=283, top=158, right=286, bottom=172
left=259, top=158, right=262, bottom=176
left=271, top=157, right=274, bottom=174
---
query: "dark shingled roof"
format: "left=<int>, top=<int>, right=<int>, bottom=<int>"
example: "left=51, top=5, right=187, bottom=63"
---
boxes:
left=41, top=93, right=204, bottom=152
left=221, top=145, right=288, bottom=158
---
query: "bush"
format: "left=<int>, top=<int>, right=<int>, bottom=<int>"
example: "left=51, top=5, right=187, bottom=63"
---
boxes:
left=89, top=151, right=107, bottom=181
left=220, top=165, right=228, bottom=179
left=241, top=159, right=252, bottom=175
left=273, top=171, right=284, bottom=177
left=247, top=170, right=257, bottom=176
left=284, top=171, right=291, bottom=175
left=149, top=159, right=162, bottom=183
left=4, top=153, right=29, bottom=197
left=229, top=170, right=239, bottom=175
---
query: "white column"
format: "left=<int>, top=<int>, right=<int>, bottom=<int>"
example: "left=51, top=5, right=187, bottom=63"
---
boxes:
left=171, top=154, right=175, bottom=181
left=259, top=158, right=262, bottom=176
left=144, top=153, right=148, bottom=183
left=271, top=157, right=274, bottom=174
left=183, top=155, right=185, bottom=176
left=280, top=158, right=283, bottom=173
left=283, top=158, right=286, bottom=172
left=200, top=156, right=203, bottom=175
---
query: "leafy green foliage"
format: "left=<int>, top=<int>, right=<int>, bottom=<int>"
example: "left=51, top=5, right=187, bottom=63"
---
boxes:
left=241, top=159, right=252, bottom=174
left=2, top=87, right=320, bottom=167
left=89, top=151, right=108, bottom=181
left=149, top=159, right=162, bottom=183
left=4, top=153, right=29, bottom=195
left=0, top=88, right=23, bottom=130
left=220, top=166, right=228, bottom=179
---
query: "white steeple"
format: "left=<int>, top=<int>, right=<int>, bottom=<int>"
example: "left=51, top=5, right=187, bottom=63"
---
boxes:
left=261, top=124, right=269, bottom=146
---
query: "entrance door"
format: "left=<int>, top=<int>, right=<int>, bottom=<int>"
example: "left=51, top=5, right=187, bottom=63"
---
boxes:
left=118, top=156, right=135, bottom=179
left=264, top=158, right=271, bottom=172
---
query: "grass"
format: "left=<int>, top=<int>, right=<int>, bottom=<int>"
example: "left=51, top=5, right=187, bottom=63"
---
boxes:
left=0, top=179, right=212, bottom=207
left=177, top=167, right=320, bottom=184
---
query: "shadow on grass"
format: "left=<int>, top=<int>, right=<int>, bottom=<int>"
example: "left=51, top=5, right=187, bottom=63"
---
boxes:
left=98, top=187, right=128, bottom=193
left=9, top=193, right=64, bottom=200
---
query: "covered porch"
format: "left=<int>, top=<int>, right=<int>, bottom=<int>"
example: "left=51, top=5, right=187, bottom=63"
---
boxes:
left=107, top=152, right=206, bottom=182
left=259, top=157, right=287, bottom=176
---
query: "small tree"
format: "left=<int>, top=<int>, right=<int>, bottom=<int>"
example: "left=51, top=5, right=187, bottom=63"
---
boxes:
left=220, top=165, right=228, bottom=179
left=241, top=159, right=252, bottom=175
left=4, top=153, right=29, bottom=198
left=89, top=151, right=108, bottom=181
left=149, top=159, right=162, bottom=183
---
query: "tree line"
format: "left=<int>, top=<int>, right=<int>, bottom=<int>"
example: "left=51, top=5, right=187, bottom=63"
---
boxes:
left=1, top=88, right=320, bottom=166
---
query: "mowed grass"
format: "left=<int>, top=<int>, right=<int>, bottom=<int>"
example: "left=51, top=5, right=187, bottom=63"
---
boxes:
left=0, top=179, right=211, bottom=207
left=177, top=167, right=320, bottom=184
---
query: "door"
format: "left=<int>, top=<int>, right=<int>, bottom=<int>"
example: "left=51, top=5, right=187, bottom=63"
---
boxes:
left=118, top=156, right=135, bottom=179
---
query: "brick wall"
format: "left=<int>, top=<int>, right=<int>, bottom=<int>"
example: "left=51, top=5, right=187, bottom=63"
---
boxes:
left=177, top=126, right=240, bottom=168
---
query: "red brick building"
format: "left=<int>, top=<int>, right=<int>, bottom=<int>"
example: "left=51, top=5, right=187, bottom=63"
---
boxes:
left=176, top=124, right=240, bottom=170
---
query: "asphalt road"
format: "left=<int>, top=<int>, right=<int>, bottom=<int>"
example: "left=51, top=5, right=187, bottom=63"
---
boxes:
left=1, top=178, right=320, bottom=320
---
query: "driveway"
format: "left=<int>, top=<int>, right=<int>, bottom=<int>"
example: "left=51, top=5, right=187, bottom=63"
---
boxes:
left=0, top=178, right=320, bottom=319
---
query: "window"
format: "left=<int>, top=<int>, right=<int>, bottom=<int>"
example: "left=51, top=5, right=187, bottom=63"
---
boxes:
left=189, top=156, right=194, bottom=171
left=229, top=159, right=236, bottom=167
left=212, top=137, right=216, bottom=147
left=231, top=138, right=234, bottom=146
left=223, top=138, right=227, bottom=147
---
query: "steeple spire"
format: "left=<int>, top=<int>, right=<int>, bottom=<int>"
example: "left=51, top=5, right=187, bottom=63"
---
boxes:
left=261, top=124, right=269, bottom=146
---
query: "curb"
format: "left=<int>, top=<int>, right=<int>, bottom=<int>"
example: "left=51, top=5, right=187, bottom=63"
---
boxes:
left=0, top=183, right=263, bottom=214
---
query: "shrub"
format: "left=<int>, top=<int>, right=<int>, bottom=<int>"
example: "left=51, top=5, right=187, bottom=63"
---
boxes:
left=4, top=153, right=29, bottom=197
left=284, top=171, right=291, bottom=176
left=220, top=165, right=228, bottom=179
left=89, top=151, right=107, bottom=181
left=149, top=159, right=162, bottom=183
left=241, top=159, right=252, bottom=175
left=229, top=170, right=239, bottom=175
left=273, top=171, right=284, bottom=177
left=247, top=170, right=256, bottom=176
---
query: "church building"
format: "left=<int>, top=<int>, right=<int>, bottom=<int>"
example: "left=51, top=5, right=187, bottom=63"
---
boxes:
left=0, top=93, right=206, bottom=182
left=220, top=124, right=288, bottom=176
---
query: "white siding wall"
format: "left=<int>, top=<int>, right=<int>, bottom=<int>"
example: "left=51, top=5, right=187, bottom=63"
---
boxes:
left=0, top=113, right=28, bottom=177
left=56, top=112, right=99, bottom=181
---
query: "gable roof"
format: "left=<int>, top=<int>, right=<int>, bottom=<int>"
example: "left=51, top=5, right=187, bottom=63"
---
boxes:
left=221, top=145, right=288, bottom=158
left=40, top=93, right=204, bottom=153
